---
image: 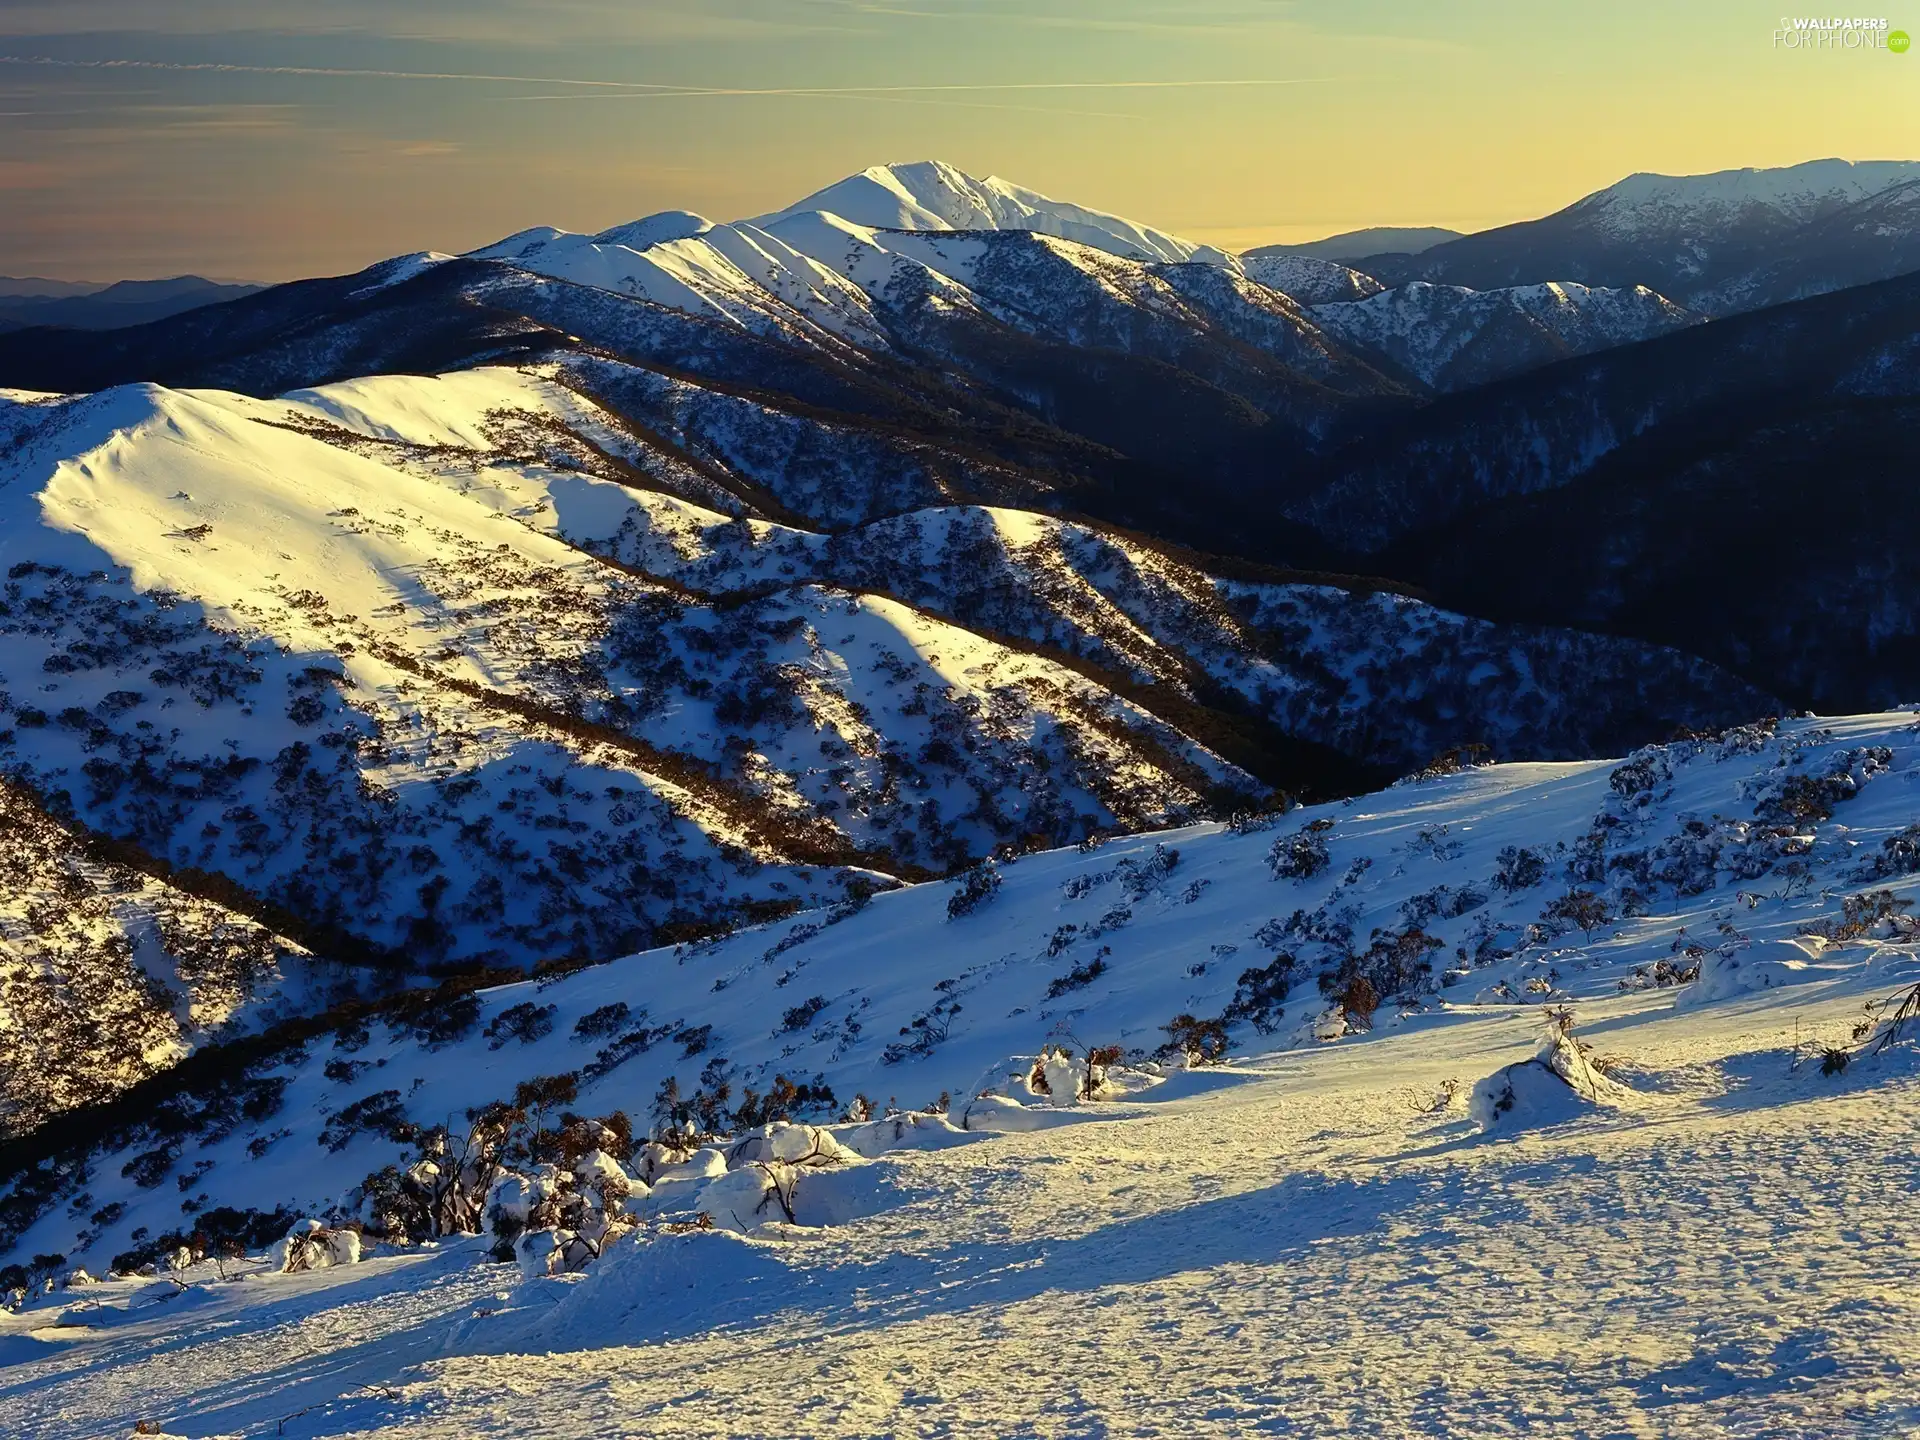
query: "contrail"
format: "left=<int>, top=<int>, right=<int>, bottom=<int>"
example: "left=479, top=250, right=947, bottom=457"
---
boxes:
left=0, top=55, right=1334, bottom=102
left=513, top=78, right=1340, bottom=98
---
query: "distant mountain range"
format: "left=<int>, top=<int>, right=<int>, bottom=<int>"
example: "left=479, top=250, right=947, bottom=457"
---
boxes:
left=1246, top=225, right=1464, bottom=262
left=1354, top=158, right=1920, bottom=315
left=0, top=275, right=263, bottom=332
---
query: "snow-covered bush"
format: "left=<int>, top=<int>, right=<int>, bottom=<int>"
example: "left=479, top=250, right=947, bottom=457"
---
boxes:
left=686, top=1163, right=796, bottom=1231
left=836, top=1109, right=970, bottom=1158
left=1469, top=1011, right=1637, bottom=1130
left=485, top=1001, right=557, bottom=1049
left=731, top=1073, right=840, bottom=1127
left=1541, top=889, right=1614, bottom=940
left=1321, top=926, right=1442, bottom=1014
left=1268, top=818, right=1333, bottom=881
left=1046, top=948, right=1110, bottom=998
left=492, top=1144, right=645, bottom=1267
left=1798, top=889, right=1913, bottom=943
left=1607, top=750, right=1671, bottom=807
left=631, top=1138, right=699, bottom=1186
left=1399, top=744, right=1490, bottom=783
left=946, top=860, right=1003, bottom=920
left=354, top=1094, right=567, bottom=1244
left=514, top=1225, right=601, bottom=1280
left=267, top=1218, right=361, bottom=1273
left=882, top=996, right=963, bottom=1064
left=1750, top=745, right=1891, bottom=824
left=486, top=1165, right=557, bottom=1260
left=1026, top=1047, right=1086, bottom=1105
left=1493, top=845, right=1547, bottom=893
left=723, top=1122, right=843, bottom=1170
left=319, top=1089, right=412, bottom=1153
left=572, top=1001, right=633, bottom=1041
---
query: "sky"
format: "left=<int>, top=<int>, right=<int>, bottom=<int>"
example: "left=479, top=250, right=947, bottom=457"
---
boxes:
left=0, top=1, right=1914, bottom=280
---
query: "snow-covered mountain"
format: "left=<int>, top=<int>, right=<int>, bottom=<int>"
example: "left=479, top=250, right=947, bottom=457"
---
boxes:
left=750, top=160, right=1224, bottom=265
left=1307, top=280, right=1700, bottom=390
left=449, top=161, right=1233, bottom=356
left=1367, top=158, right=1920, bottom=314
left=1572, top=158, right=1920, bottom=240
left=446, top=160, right=1698, bottom=403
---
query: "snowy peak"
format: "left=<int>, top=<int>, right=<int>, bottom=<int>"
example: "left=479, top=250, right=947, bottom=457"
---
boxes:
left=592, top=210, right=716, bottom=249
left=754, top=160, right=988, bottom=233
left=751, top=160, right=1206, bottom=265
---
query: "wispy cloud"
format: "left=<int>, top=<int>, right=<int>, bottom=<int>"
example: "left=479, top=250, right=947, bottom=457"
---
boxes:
left=797, top=0, right=1309, bottom=38
left=0, top=54, right=683, bottom=89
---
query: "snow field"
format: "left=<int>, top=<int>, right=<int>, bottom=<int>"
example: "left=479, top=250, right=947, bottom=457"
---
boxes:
left=5, top=969, right=1917, bottom=1438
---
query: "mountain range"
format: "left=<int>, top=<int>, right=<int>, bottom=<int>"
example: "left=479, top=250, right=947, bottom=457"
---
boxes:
left=4, top=152, right=1920, bottom=1175
left=0, top=277, right=264, bottom=333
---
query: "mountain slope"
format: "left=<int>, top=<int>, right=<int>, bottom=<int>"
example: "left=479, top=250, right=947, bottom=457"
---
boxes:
left=1307, top=280, right=1699, bottom=390
left=1378, top=395, right=1920, bottom=711
left=0, top=376, right=1260, bottom=942
left=0, top=778, right=339, bottom=1137
left=1240, top=254, right=1384, bottom=306
left=1294, top=266, right=1920, bottom=555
